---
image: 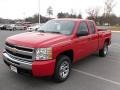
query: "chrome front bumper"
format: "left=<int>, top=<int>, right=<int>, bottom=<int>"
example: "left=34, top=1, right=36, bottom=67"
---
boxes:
left=3, top=52, right=32, bottom=70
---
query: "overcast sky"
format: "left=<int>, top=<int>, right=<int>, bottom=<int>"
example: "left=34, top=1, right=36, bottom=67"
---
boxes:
left=0, top=0, right=120, bottom=19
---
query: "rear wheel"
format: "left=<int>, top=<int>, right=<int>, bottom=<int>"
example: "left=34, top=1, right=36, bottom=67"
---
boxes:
left=99, top=43, right=108, bottom=57
left=13, top=28, right=16, bottom=31
left=53, top=55, right=71, bottom=82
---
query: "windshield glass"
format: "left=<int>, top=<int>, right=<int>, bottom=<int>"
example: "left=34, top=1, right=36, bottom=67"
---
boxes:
left=38, top=20, right=75, bottom=35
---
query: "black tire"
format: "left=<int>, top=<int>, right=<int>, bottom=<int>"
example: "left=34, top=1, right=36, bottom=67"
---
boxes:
left=99, top=43, right=108, bottom=57
left=35, top=28, right=38, bottom=31
left=13, top=28, right=16, bottom=31
left=53, top=55, right=71, bottom=82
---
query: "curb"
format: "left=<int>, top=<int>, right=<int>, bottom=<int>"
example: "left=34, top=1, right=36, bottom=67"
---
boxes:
left=111, top=31, right=120, bottom=32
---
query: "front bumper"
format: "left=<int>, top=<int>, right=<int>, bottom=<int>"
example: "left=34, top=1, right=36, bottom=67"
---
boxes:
left=3, top=52, right=56, bottom=77
left=3, top=52, right=32, bottom=70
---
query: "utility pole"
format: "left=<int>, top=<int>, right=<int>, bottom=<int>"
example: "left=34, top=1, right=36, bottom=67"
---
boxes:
left=38, top=0, right=40, bottom=25
left=23, top=12, right=26, bottom=22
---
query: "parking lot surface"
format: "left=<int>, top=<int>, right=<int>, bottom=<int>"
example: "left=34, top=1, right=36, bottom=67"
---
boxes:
left=0, top=31, right=120, bottom=90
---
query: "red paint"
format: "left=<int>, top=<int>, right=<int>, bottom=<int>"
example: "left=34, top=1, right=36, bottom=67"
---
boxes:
left=32, top=60, right=56, bottom=77
left=6, top=19, right=111, bottom=77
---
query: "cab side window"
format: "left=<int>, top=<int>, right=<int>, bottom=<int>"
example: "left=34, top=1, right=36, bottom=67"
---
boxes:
left=77, top=22, right=89, bottom=34
left=89, top=22, right=96, bottom=34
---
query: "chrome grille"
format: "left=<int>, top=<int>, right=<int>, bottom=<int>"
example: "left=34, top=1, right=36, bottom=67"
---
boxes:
left=5, top=42, right=34, bottom=62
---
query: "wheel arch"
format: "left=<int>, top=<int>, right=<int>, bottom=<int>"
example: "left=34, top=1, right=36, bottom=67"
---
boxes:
left=104, top=38, right=111, bottom=45
left=56, top=49, right=74, bottom=63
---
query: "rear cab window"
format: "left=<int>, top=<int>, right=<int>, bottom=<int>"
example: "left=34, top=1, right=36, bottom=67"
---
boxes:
left=88, top=21, right=96, bottom=34
left=77, top=22, right=89, bottom=34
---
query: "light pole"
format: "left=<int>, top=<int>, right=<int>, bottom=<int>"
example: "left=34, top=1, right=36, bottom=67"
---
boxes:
left=23, top=12, right=26, bottom=22
left=38, top=0, right=40, bottom=25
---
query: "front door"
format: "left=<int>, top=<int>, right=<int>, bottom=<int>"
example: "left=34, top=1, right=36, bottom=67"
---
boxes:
left=74, top=21, right=92, bottom=61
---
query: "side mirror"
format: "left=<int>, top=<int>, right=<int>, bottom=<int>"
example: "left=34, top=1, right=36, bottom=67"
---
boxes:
left=76, top=31, right=89, bottom=37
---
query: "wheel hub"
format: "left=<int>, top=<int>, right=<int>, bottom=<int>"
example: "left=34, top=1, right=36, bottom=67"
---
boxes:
left=59, top=61, right=70, bottom=79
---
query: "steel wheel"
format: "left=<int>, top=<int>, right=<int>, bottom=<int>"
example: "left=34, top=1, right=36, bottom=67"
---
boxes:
left=99, top=43, right=108, bottom=57
left=59, top=61, right=70, bottom=79
left=104, top=44, right=108, bottom=55
left=53, top=55, right=71, bottom=82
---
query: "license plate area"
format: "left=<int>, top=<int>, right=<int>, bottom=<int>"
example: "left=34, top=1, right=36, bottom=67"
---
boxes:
left=10, top=65, right=17, bottom=73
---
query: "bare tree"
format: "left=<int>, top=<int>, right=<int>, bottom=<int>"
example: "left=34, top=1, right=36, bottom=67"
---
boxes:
left=70, top=9, right=77, bottom=15
left=77, top=10, right=82, bottom=18
left=104, top=0, right=116, bottom=25
left=86, top=7, right=100, bottom=23
left=47, top=6, right=53, bottom=18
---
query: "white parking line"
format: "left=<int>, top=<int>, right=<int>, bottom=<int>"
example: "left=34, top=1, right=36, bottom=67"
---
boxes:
left=72, top=68, right=120, bottom=86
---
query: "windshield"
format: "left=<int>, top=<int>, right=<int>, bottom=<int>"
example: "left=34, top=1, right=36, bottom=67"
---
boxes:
left=38, top=20, right=75, bottom=35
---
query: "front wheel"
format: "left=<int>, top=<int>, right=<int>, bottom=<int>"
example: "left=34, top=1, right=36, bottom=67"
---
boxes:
left=24, top=27, right=26, bottom=30
left=99, top=43, right=108, bottom=57
left=53, top=55, right=71, bottom=82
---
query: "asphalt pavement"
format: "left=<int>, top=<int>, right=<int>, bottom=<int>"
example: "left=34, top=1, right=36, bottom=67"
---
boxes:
left=0, top=30, right=120, bottom=90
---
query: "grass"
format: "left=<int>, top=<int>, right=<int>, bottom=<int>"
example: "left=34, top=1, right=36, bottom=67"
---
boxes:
left=97, top=26, right=120, bottom=31
left=110, top=26, right=120, bottom=31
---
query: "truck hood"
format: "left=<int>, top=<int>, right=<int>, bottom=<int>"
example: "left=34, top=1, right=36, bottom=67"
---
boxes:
left=6, top=32, right=69, bottom=48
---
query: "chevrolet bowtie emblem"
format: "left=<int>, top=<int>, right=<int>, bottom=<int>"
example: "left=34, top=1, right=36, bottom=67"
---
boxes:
left=11, top=48, right=17, bottom=53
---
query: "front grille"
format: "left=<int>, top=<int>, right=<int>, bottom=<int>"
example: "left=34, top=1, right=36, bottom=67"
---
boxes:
left=6, top=49, right=32, bottom=59
left=6, top=42, right=33, bottom=52
left=5, top=42, right=34, bottom=62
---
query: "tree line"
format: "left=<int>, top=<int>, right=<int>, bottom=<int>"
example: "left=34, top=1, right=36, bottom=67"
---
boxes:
left=0, top=0, right=120, bottom=26
left=86, top=0, right=119, bottom=26
left=25, top=0, right=120, bottom=26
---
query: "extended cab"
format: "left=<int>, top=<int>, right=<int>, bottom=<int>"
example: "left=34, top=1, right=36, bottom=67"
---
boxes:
left=3, top=19, right=111, bottom=82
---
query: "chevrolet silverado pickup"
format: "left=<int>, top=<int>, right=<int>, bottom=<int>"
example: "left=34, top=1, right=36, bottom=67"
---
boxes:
left=3, top=19, right=111, bottom=82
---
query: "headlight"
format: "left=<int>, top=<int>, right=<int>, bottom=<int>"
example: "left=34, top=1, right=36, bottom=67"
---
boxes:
left=36, top=48, right=52, bottom=60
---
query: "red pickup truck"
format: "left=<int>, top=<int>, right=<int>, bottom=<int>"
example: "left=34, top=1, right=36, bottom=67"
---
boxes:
left=3, top=19, right=111, bottom=82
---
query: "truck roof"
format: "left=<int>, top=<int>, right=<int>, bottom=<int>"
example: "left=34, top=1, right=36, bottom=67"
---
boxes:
left=53, top=18, right=94, bottom=22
